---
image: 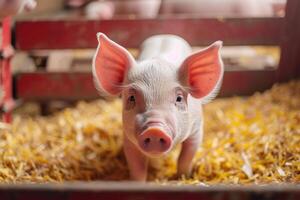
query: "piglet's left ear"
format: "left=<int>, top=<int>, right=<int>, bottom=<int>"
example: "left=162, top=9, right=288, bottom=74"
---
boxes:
left=178, top=41, right=224, bottom=100
left=92, top=33, right=135, bottom=96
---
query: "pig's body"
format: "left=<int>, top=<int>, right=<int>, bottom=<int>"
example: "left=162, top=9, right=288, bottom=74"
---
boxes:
left=138, top=35, right=192, bottom=65
left=92, top=33, right=224, bottom=181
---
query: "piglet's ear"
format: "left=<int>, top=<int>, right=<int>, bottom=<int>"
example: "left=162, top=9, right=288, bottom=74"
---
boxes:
left=92, top=33, right=135, bottom=96
left=178, top=41, right=224, bottom=101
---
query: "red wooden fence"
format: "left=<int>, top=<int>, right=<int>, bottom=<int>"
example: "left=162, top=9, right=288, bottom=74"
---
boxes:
left=13, top=17, right=286, bottom=101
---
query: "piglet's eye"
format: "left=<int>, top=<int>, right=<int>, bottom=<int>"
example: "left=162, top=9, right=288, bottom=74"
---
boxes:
left=176, top=95, right=183, bottom=103
left=175, top=94, right=186, bottom=111
left=129, top=95, right=135, bottom=102
left=125, top=95, right=136, bottom=110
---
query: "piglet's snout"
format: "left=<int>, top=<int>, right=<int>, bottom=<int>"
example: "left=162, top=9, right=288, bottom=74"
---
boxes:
left=138, top=127, right=171, bottom=154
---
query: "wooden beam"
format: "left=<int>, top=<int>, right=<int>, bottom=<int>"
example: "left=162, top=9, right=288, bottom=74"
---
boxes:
left=15, top=17, right=283, bottom=50
left=220, top=70, right=276, bottom=97
left=278, top=0, right=300, bottom=81
left=0, top=182, right=299, bottom=200
left=15, top=70, right=276, bottom=101
left=15, top=72, right=98, bottom=101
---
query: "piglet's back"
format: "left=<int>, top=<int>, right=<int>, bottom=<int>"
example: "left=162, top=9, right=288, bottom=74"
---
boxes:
left=138, top=35, right=192, bottom=66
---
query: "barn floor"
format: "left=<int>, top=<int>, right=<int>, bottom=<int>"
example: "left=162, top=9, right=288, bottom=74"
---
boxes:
left=0, top=80, right=299, bottom=184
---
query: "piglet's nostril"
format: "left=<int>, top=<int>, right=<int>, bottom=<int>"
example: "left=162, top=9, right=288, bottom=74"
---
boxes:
left=159, top=138, right=166, bottom=144
left=144, top=138, right=151, bottom=145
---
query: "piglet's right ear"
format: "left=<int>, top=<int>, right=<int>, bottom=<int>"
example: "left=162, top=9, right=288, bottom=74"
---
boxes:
left=92, top=33, right=135, bottom=96
left=178, top=41, right=224, bottom=101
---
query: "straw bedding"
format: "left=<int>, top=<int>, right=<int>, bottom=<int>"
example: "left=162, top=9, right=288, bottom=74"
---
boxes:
left=0, top=80, right=299, bottom=184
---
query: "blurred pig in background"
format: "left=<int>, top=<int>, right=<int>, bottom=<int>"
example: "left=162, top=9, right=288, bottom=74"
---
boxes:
left=83, top=0, right=162, bottom=19
left=0, top=0, right=36, bottom=19
left=160, top=0, right=275, bottom=17
left=66, top=0, right=162, bottom=19
left=0, top=0, right=37, bottom=59
left=78, top=0, right=286, bottom=19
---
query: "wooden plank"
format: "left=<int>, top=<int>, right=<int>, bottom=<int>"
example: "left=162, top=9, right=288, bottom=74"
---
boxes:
left=278, top=0, right=300, bottom=81
left=15, top=70, right=277, bottom=101
left=15, top=17, right=283, bottom=50
left=3, top=190, right=299, bottom=200
left=221, top=70, right=276, bottom=96
left=0, top=182, right=299, bottom=200
left=15, top=72, right=98, bottom=101
left=1, top=181, right=299, bottom=191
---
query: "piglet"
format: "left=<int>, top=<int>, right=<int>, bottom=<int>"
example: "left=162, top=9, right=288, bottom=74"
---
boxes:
left=92, top=33, right=224, bottom=181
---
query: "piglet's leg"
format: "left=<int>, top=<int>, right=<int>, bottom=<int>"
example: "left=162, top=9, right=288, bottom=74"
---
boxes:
left=177, top=128, right=202, bottom=177
left=124, top=136, right=148, bottom=181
